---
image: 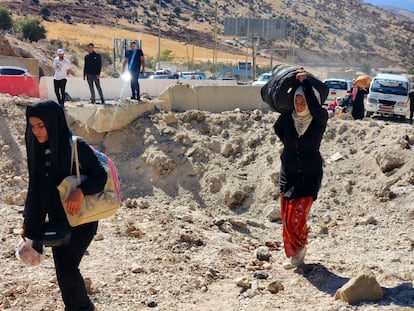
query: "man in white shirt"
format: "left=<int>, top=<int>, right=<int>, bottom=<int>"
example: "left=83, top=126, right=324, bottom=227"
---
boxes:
left=53, top=49, right=73, bottom=106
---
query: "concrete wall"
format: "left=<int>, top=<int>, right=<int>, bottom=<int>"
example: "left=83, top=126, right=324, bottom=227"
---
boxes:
left=38, top=76, right=271, bottom=114
left=39, top=77, right=237, bottom=101
left=0, top=56, right=39, bottom=78
left=158, top=84, right=269, bottom=112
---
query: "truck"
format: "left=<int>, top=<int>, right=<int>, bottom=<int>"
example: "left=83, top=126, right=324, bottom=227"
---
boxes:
left=365, top=73, right=409, bottom=119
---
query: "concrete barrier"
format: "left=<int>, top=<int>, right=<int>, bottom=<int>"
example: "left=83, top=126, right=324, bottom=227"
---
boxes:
left=39, top=76, right=237, bottom=101
left=36, top=77, right=271, bottom=133
left=0, top=76, right=40, bottom=97
left=65, top=100, right=156, bottom=133
left=63, top=84, right=269, bottom=133
left=157, top=84, right=269, bottom=112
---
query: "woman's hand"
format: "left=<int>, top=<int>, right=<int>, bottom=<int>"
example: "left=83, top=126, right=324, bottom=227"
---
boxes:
left=296, top=71, right=307, bottom=83
left=65, top=188, right=84, bottom=216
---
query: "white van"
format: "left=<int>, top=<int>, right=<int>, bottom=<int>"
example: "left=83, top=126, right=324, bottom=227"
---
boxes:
left=366, top=73, right=409, bottom=119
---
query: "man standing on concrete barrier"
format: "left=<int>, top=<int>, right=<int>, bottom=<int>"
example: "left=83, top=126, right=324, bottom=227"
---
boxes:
left=53, top=49, right=73, bottom=106
left=83, top=43, right=105, bottom=105
left=122, top=41, right=145, bottom=101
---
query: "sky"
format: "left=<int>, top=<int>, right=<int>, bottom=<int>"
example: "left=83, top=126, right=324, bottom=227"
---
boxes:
left=364, top=0, right=414, bottom=12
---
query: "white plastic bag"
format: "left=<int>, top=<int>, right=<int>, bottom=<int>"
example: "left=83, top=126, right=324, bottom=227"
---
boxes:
left=15, top=237, right=45, bottom=266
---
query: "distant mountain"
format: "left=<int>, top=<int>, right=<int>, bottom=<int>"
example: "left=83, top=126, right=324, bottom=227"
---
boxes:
left=364, top=0, right=414, bottom=12
left=380, top=6, right=414, bottom=20
left=1, top=0, right=414, bottom=71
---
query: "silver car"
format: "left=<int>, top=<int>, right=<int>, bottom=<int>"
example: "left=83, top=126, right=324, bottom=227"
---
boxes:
left=323, top=78, right=352, bottom=106
left=252, top=72, right=272, bottom=86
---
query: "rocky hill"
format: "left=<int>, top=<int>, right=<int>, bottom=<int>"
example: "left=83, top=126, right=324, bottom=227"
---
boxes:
left=1, top=0, right=414, bottom=72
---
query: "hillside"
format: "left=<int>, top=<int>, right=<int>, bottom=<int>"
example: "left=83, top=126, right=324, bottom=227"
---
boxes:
left=1, top=0, right=414, bottom=74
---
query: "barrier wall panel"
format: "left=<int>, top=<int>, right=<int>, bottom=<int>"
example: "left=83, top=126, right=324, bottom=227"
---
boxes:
left=0, top=76, right=40, bottom=97
left=39, top=77, right=237, bottom=101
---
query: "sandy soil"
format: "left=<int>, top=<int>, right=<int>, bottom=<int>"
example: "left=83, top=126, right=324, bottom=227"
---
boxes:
left=0, top=95, right=413, bottom=310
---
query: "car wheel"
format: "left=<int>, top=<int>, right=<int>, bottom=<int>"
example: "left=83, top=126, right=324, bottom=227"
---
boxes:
left=365, top=111, right=373, bottom=118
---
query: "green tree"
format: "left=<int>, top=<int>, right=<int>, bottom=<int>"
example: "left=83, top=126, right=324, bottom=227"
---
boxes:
left=0, top=6, right=13, bottom=31
left=160, top=50, right=174, bottom=62
left=18, top=17, right=47, bottom=42
left=63, top=14, right=72, bottom=24
left=40, top=6, right=50, bottom=18
left=173, top=6, right=181, bottom=16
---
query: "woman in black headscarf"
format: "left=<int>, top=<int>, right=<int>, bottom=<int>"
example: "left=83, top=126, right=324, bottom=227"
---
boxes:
left=350, top=83, right=369, bottom=120
left=23, top=100, right=106, bottom=311
left=274, top=71, right=328, bottom=269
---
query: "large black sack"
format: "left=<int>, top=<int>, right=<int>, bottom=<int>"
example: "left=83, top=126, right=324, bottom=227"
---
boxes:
left=261, top=65, right=329, bottom=113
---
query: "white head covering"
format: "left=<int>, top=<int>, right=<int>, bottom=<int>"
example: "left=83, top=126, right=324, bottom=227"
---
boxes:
left=292, top=86, right=313, bottom=136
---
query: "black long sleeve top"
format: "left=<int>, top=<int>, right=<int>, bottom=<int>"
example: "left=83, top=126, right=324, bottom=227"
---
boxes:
left=83, top=51, right=102, bottom=76
left=273, top=79, right=328, bottom=200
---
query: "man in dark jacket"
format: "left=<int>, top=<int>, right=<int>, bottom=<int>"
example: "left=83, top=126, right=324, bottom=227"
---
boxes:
left=83, top=43, right=105, bottom=104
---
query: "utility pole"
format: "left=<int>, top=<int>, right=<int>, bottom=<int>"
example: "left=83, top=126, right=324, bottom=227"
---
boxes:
left=213, top=2, right=218, bottom=78
left=157, top=0, right=161, bottom=70
left=245, top=0, right=252, bottom=80
left=252, top=37, right=256, bottom=80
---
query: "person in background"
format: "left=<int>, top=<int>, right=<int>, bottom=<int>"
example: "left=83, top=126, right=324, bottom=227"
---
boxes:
left=273, top=70, right=328, bottom=269
left=22, top=100, right=106, bottom=310
left=340, top=89, right=352, bottom=113
left=122, top=41, right=145, bottom=100
left=53, top=49, right=73, bottom=106
left=350, top=83, right=369, bottom=120
left=83, top=43, right=105, bottom=105
left=407, top=89, right=414, bottom=125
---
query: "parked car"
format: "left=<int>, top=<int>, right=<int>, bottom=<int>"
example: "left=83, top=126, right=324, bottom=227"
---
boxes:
left=323, top=78, right=352, bottom=106
left=0, top=66, right=32, bottom=76
left=252, top=72, right=271, bottom=86
left=365, top=73, right=409, bottom=119
left=180, top=71, right=207, bottom=80
left=154, top=68, right=179, bottom=79
left=148, top=74, right=170, bottom=79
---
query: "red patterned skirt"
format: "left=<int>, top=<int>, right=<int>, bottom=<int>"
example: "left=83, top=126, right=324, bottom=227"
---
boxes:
left=280, top=193, right=313, bottom=258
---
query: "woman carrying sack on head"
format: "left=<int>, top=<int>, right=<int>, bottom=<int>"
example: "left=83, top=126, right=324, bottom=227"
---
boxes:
left=22, top=100, right=106, bottom=310
left=273, top=71, right=328, bottom=269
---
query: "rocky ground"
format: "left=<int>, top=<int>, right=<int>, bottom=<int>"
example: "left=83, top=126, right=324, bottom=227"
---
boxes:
left=0, top=95, right=413, bottom=310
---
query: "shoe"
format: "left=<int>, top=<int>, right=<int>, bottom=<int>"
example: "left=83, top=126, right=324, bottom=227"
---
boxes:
left=131, top=96, right=136, bottom=100
left=282, top=247, right=307, bottom=269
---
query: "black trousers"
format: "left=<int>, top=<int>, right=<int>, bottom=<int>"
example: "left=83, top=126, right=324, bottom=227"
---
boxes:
left=86, top=74, right=105, bottom=103
left=52, top=221, right=98, bottom=311
left=130, top=71, right=140, bottom=99
left=54, top=79, right=67, bottom=106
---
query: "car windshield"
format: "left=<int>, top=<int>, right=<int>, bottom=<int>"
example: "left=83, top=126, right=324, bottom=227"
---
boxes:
left=371, top=79, right=408, bottom=96
left=324, top=80, right=348, bottom=90
left=258, top=74, right=271, bottom=81
left=0, top=68, right=25, bottom=75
